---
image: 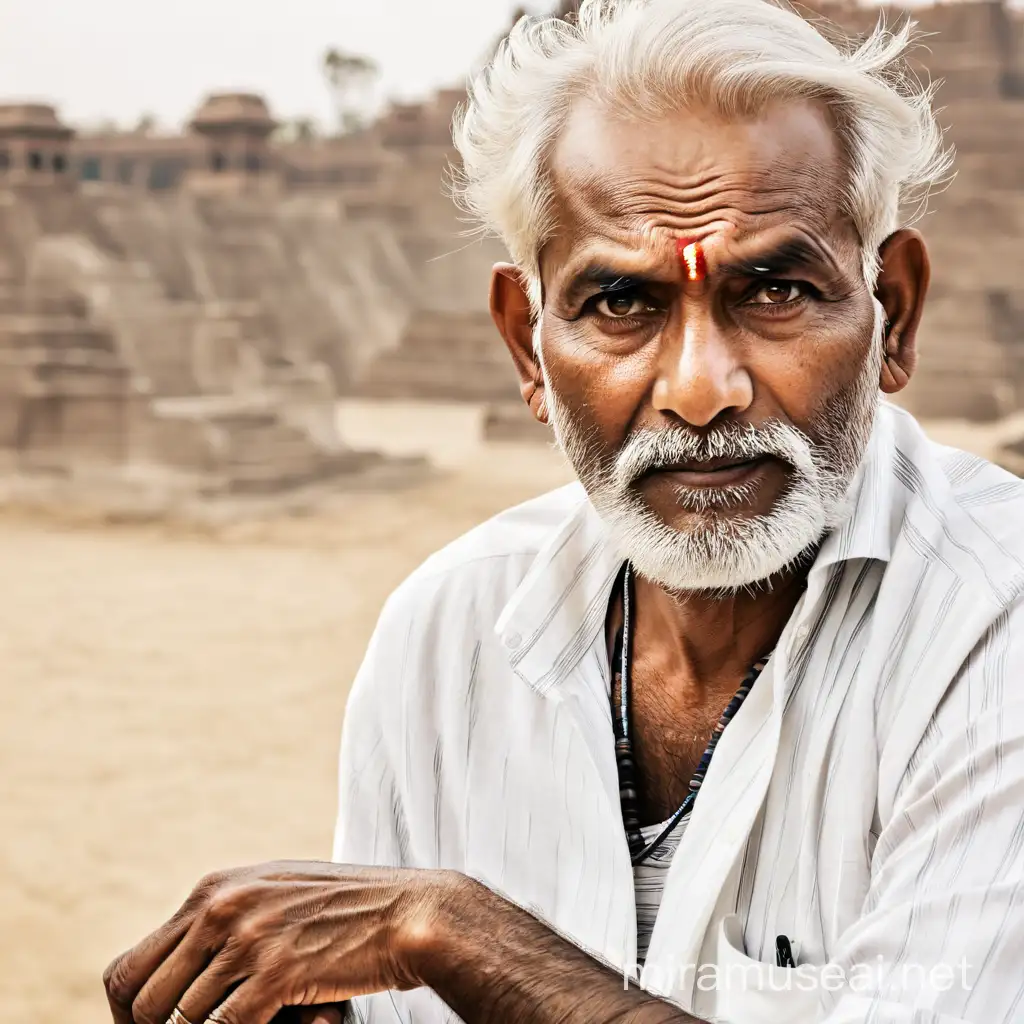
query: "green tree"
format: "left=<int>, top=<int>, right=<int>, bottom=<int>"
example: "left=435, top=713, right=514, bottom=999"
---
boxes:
left=323, top=49, right=380, bottom=135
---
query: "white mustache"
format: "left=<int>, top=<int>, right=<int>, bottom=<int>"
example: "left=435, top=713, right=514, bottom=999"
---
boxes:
left=612, top=421, right=817, bottom=490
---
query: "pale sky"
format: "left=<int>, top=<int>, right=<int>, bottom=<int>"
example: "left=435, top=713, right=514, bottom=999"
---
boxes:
left=0, top=0, right=550, bottom=131
left=0, top=0, right=1015, bottom=133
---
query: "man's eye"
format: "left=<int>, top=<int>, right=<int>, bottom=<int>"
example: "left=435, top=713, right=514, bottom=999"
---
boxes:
left=595, top=293, right=647, bottom=318
left=748, top=282, right=805, bottom=305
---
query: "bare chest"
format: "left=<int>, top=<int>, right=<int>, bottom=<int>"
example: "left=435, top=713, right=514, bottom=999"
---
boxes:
left=618, top=658, right=742, bottom=825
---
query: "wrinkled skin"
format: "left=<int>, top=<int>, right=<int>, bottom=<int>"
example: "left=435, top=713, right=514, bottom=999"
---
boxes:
left=492, top=97, right=928, bottom=533
left=102, top=863, right=460, bottom=1024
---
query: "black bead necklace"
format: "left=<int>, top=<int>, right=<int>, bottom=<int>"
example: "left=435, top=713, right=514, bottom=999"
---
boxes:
left=611, top=563, right=770, bottom=866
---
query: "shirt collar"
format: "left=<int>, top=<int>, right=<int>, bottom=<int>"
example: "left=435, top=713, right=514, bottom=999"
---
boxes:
left=494, top=484, right=623, bottom=696
left=496, top=403, right=903, bottom=696
left=812, top=401, right=899, bottom=574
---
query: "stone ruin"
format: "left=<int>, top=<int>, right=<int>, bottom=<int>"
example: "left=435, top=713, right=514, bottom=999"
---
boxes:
left=0, top=92, right=473, bottom=512
left=0, top=0, right=1021, bottom=489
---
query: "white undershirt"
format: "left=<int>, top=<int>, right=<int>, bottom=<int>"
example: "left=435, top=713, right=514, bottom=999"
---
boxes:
left=634, top=813, right=690, bottom=963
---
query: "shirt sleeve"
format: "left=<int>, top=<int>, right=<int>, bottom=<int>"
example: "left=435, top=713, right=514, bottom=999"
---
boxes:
left=822, top=600, right=1024, bottom=1023
left=332, top=615, right=409, bottom=870
left=333, top=616, right=416, bottom=1024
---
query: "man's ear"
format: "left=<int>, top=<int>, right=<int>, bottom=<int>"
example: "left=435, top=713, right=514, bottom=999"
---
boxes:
left=489, top=263, right=549, bottom=424
left=874, top=229, right=931, bottom=395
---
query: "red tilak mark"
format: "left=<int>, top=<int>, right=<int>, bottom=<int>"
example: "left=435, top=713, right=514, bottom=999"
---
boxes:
left=676, top=239, right=708, bottom=282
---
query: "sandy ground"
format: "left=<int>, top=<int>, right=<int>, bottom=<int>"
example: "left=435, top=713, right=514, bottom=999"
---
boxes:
left=0, top=400, right=573, bottom=1024
left=0, top=399, right=1019, bottom=1023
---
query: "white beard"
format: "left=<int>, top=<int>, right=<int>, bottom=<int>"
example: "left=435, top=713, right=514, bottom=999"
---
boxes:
left=541, top=308, right=884, bottom=593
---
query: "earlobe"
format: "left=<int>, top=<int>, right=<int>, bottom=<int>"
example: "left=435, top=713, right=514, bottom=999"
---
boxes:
left=489, top=263, right=549, bottom=423
left=874, top=229, right=930, bottom=396
left=521, top=377, right=549, bottom=424
left=880, top=352, right=911, bottom=393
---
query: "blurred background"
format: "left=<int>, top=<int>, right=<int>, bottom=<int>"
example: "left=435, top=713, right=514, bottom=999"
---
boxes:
left=0, top=0, right=1021, bottom=1020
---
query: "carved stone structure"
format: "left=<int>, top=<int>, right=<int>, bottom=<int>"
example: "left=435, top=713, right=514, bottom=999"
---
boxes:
left=0, top=0, right=1020, bottom=489
left=0, top=100, right=433, bottom=506
left=0, top=104, right=75, bottom=188
left=0, top=279, right=145, bottom=475
left=358, top=312, right=519, bottom=401
left=186, top=94, right=280, bottom=196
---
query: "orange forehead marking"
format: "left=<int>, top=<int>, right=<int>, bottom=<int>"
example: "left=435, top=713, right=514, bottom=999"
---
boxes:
left=676, top=239, right=708, bottom=282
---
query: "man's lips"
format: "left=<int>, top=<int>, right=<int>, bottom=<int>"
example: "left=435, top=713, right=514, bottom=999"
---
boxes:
left=638, top=455, right=772, bottom=487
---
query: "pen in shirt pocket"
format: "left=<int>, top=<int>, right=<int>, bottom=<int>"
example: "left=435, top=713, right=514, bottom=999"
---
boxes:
left=775, top=935, right=797, bottom=968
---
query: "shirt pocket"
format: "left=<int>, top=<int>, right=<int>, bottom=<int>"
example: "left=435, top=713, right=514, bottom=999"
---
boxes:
left=706, top=914, right=830, bottom=1024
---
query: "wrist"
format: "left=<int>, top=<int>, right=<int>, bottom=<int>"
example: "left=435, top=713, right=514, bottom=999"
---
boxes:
left=392, top=869, right=481, bottom=990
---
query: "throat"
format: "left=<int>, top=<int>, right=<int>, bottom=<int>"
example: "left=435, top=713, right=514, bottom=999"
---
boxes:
left=605, top=563, right=805, bottom=689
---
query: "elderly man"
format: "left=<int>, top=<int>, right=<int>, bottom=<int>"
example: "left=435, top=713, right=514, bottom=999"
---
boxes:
left=104, top=1, right=1024, bottom=1022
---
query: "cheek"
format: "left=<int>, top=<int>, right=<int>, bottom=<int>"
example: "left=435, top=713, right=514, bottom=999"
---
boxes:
left=751, top=306, right=875, bottom=426
left=542, top=324, right=654, bottom=446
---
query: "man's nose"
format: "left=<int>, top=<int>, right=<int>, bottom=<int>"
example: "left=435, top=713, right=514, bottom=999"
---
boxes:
left=652, top=311, right=753, bottom=427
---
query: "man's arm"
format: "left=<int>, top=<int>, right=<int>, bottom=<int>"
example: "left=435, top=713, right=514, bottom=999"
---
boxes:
left=103, top=595, right=697, bottom=1024
left=412, top=874, right=694, bottom=1024
left=812, top=603, right=1024, bottom=1023
left=331, top=603, right=695, bottom=1023
left=101, top=859, right=697, bottom=1024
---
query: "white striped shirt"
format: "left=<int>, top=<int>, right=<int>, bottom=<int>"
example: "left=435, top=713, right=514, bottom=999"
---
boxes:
left=334, top=403, right=1024, bottom=1024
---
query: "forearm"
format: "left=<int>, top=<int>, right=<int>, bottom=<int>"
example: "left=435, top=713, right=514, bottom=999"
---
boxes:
left=413, top=875, right=699, bottom=1024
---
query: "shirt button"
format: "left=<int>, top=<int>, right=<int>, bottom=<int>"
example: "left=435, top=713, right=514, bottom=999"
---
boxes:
left=795, top=626, right=810, bottom=645
left=505, top=632, right=522, bottom=650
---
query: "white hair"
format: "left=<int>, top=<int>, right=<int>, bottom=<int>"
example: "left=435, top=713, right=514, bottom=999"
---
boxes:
left=451, top=0, right=952, bottom=313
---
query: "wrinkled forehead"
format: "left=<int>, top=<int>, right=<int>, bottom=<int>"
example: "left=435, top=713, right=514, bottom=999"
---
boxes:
left=542, top=96, right=853, bottom=266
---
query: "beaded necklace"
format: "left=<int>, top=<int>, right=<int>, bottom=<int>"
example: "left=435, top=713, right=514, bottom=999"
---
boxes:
left=611, top=563, right=770, bottom=865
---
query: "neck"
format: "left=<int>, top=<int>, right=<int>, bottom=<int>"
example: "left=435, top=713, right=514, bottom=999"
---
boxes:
left=639, top=567, right=807, bottom=680
left=609, top=560, right=810, bottom=694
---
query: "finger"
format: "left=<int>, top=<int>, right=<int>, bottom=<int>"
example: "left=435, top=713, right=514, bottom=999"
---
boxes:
left=103, top=919, right=192, bottom=1024
left=134, top=934, right=239, bottom=1024
left=103, top=875, right=221, bottom=1023
left=207, top=979, right=282, bottom=1024
left=175, top=947, right=249, bottom=1024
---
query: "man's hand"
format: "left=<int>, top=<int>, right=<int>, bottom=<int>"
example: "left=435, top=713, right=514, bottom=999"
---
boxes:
left=102, top=862, right=459, bottom=1024
left=104, top=860, right=692, bottom=1024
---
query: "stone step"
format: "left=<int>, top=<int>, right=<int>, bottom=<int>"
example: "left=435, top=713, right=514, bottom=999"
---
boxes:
left=398, top=340, right=509, bottom=364
left=483, top=403, right=553, bottom=443
left=0, top=289, right=88, bottom=317
left=225, top=439, right=319, bottom=466
left=210, top=449, right=384, bottom=497
left=383, top=353, right=511, bottom=377
left=0, top=348, right=129, bottom=373
left=404, top=327, right=501, bottom=349
left=358, top=357, right=520, bottom=401
left=0, top=321, right=118, bottom=353
left=364, top=355, right=516, bottom=379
